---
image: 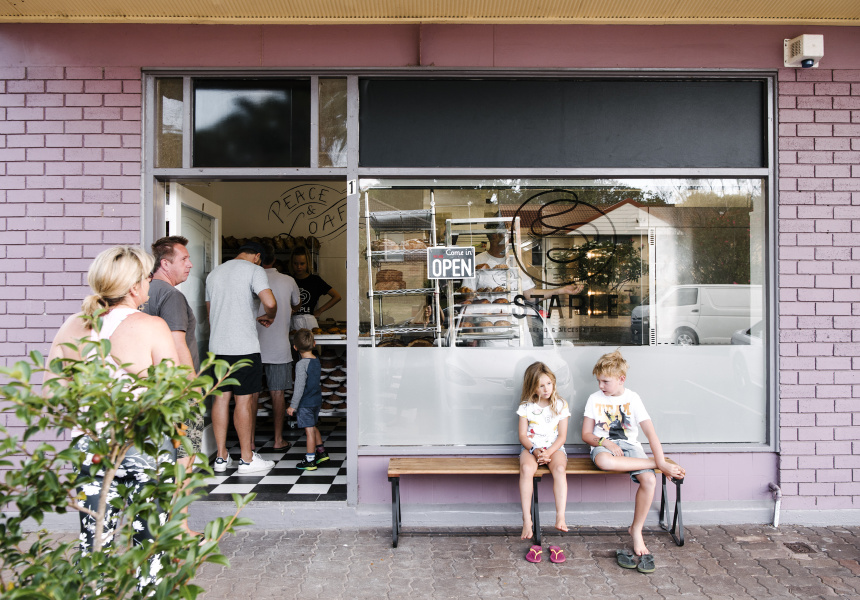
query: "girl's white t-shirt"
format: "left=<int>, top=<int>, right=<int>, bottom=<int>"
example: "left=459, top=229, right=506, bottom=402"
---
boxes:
left=517, top=398, right=571, bottom=450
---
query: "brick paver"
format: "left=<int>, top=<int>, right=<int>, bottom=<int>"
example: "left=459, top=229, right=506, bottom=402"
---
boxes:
left=193, top=524, right=860, bottom=599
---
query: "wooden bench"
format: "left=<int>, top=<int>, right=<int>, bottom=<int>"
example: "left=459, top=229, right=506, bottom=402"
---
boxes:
left=387, top=456, right=684, bottom=548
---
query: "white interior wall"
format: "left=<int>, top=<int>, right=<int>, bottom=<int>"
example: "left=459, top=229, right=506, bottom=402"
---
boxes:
left=186, top=180, right=348, bottom=322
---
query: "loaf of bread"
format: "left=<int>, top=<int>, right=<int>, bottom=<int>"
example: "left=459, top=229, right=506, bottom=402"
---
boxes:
left=493, top=263, right=509, bottom=270
left=371, top=239, right=399, bottom=251
left=403, top=239, right=427, bottom=250
left=492, top=286, right=506, bottom=292
left=493, top=298, right=510, bottom=304
left=376, top=269, right=404, bottom=282
left=477, top=320, right=494, bottom=328
left=457, top=286, right=473, bottom=294
left=376, top=280, right=405, bottom=291
left=495, top=320, right=513, bottom=327
left=476, top=263, right=490, bottom=270
left=407, top=338, right=434, bottom=347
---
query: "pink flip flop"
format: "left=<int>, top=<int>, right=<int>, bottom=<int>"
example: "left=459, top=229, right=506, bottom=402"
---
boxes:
left=526, top=545, right=543, bottom=563
left=549, top=546, right=566, bottom=563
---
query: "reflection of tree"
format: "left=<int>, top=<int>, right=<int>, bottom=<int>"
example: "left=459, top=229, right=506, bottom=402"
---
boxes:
left=673, top=191, right=754, bottom=285
left=194, top=93, right=310, bottom=167
left=550, top=237, right=645, bottom=292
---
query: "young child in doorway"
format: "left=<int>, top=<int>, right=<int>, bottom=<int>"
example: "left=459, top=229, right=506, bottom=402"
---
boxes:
left=582, top=350, right=685, bottom=574
left=518, top=361, right=570, bottom=564
left=286, top=329, right=329, bottom=471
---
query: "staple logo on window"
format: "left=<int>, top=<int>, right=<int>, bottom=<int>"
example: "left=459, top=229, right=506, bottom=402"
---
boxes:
left=267, top=184, right=346, bottom=241
left=427, top=247, right=475, bottom=279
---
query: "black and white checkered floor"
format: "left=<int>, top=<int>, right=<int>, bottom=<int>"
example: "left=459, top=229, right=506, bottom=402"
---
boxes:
left=199, top=415, right=347, bottom=502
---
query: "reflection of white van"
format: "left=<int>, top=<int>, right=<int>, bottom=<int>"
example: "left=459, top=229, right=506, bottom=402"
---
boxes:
left=653, top=284, right=763, bottom=345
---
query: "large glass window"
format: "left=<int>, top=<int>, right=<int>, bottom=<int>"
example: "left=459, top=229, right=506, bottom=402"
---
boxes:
left=358, top=178, right=767, bottom=446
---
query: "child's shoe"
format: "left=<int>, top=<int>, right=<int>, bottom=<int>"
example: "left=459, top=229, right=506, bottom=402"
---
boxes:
left=296, top=457, right=318, bottom=471
left=314, top=450, right=330, bottom=465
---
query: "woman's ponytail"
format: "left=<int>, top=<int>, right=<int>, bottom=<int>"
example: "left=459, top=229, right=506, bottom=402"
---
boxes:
left=81, top=294, right=109, bottom=324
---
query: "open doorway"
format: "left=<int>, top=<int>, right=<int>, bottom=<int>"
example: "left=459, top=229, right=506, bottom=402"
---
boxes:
left=166, top=179, right=348, bottom=501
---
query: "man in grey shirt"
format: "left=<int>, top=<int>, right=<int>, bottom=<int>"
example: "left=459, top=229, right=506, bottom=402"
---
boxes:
left=206, top=241, right=278, bottom=474
left=142, top=235, right=203, bottom=534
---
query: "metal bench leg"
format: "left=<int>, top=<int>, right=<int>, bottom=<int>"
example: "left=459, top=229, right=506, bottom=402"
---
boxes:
left=659, top=474, right=684, bottom=547
left=532, top=476, right=542, bottom=546
left=389, top=476, right=401, bottom=548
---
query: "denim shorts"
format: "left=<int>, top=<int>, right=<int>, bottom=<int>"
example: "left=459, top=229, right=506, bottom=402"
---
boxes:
left=590, top=438, right=653, bottom=483
left=296, top=404, right=322, bottom=429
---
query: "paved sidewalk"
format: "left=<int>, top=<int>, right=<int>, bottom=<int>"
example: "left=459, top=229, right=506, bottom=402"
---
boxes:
left=194, top=524, right=860, bottom=599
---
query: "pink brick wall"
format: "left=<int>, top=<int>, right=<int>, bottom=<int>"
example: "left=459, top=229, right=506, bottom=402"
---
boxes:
left=0, top=66, right=142, bottom=369
left=777, top=67, right=860, bottom=511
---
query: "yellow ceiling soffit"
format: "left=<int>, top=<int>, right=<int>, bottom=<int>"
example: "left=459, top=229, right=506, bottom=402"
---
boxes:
left=0, top=0, right=859, bottom=25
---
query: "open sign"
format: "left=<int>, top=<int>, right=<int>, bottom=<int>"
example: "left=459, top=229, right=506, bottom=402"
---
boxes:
left=427, top=247, right=475, bottom=279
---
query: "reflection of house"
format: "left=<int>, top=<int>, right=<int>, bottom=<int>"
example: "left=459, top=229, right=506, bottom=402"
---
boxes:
left=501, top=198, right=756, bottom=290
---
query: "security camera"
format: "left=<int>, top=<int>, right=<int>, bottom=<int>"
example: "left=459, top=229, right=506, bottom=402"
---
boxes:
left=784, top=34, right=824, bottom=68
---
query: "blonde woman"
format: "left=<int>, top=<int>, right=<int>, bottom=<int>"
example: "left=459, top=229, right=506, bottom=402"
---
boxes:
left=44, top=246, right=179, bottom=581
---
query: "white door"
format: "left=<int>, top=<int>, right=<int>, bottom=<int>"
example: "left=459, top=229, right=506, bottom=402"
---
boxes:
left=167, top=182, right=222, bottom=458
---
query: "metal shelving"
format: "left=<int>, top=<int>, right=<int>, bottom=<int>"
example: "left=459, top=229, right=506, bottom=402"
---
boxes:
left=363, top=195, right=443, bottom=347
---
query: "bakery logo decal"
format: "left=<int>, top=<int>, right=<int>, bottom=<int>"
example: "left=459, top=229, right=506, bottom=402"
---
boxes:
left=509, top=189, right=620, bottom=319
left=268, top=184, right=346, bottom=241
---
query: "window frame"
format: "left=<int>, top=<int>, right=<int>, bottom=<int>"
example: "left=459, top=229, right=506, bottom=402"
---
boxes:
left=142, top=69, right=778, bottom=463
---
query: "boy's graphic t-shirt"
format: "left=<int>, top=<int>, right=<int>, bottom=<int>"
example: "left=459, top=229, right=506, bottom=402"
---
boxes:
left=517, top=398, right=571, bottom=450
left=583, top=389, right=651, bottom=448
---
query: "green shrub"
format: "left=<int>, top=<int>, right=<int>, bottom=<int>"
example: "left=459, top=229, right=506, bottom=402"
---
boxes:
left=0, top=318, right=253, bottom=599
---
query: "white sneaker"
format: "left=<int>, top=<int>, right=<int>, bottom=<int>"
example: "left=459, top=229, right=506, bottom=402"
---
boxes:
left=213, top=454, right=233, bottom=473
left=237, top=452, right=275, bottom=474
left=257, top=408, right=271, bottom=417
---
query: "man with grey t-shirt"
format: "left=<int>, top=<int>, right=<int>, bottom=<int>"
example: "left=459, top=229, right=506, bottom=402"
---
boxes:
left=206, top=241, right=278, bottom=474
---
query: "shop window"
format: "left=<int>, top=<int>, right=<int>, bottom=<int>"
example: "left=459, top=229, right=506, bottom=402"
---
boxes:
left=155, top=78, right=183, bottom=168
left=193, top=79, right=311, bottom=168
left=319, top=78, right=347, bottom=167
left=358, top=178, right=767, bottom=446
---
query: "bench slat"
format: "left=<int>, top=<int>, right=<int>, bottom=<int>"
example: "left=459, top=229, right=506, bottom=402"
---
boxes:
left=388, top=456, right=681, bottom=478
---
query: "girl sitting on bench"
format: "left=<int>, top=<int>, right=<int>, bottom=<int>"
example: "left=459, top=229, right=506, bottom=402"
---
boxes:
left=517, top=361, right=570, bottom=564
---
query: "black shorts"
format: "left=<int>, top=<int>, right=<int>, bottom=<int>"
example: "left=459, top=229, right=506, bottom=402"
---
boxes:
left=208, top=353, right=263, bottom=396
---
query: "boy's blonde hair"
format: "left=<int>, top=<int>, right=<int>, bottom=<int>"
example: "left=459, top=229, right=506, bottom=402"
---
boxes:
left=293, top=328, right=315, bottom=353
left=592, top=350, right=628, bottom=379
left=520, top=361, right=564, bottom=416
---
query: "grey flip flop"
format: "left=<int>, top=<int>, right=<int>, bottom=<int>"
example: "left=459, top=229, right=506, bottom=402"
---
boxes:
left=616, top=549, right=637, bottom=569
left=637, top=553, right=656, bottom=573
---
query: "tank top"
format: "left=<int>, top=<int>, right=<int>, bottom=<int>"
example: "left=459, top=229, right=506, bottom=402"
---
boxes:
left=71, top=307, right=137, bottom=438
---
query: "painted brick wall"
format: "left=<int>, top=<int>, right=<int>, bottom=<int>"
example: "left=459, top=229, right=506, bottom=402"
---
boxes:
left=777, top=68, right=860, bottom=510
left=0, top=66, right=142, bottom=441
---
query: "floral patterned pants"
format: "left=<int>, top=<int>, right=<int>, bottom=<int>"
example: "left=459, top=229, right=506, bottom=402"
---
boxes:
left=76, top=438, right=174, bottom=589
